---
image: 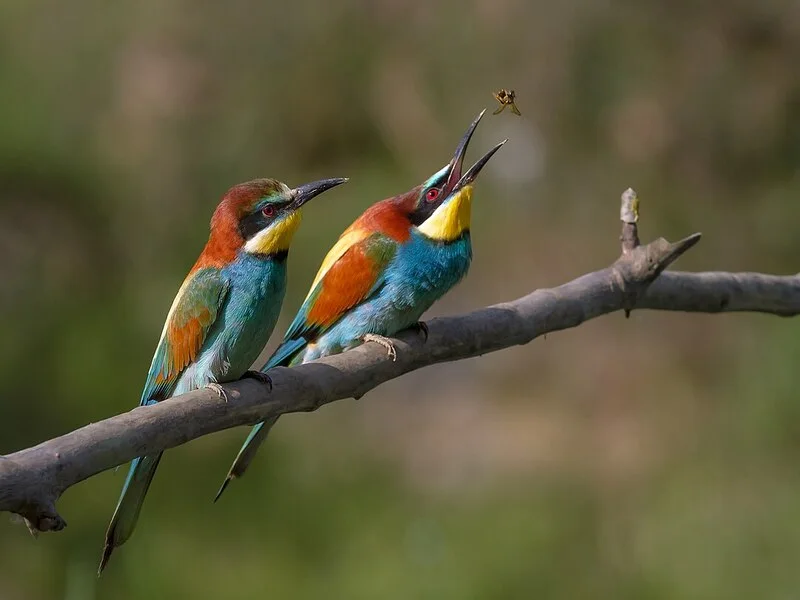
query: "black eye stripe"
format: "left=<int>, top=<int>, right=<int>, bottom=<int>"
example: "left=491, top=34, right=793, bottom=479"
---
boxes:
left=410, top=188, right=446, bottom=225
left=239, top=212, right=264, bottom=240
left=238, top=200, right=293, bottom=239
left=260, top=200, right=291, bottom=213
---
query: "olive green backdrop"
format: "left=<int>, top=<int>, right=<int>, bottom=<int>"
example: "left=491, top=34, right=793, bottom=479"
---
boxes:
left=2, top=1, right=800, bottom=598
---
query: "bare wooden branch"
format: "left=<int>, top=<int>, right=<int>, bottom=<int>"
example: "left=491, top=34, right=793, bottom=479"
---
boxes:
left=639, top=272, right=800, bottom=315
left=1, top=189, right=798, bottom=533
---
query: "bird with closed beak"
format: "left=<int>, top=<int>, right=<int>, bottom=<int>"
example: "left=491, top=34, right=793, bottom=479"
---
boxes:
left=98, top=175, right=347, bottom=574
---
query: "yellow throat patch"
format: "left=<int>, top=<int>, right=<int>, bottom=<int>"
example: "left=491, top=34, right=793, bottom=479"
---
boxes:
left=418, top=185, right=473, bottom=242
left=244, top=210, right=303, bottom=255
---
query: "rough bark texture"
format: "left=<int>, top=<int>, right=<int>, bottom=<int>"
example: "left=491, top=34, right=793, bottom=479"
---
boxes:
left=1, top=189, right=798, bottom=534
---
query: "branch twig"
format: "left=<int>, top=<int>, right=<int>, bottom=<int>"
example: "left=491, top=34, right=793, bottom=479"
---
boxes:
left=1, top=189, right=798, bottom=533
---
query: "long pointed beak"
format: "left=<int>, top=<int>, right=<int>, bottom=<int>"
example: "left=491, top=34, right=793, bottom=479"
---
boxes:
left=452, top=139, right=507, bottom=192
left=444, top=109, right=487, bottom=193
left=290, top=177, right=349, bottom=209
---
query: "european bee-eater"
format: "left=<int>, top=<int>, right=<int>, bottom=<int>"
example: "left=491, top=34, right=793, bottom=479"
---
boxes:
left=98, top=176, right=347, bottom=574
left=215, top=111, right=506, bottom=501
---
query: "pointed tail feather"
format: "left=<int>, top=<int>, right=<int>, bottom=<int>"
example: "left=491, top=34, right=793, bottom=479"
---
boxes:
left=214, top=337, right=308, bottom=502
left=262, top=337, right=307, bottom=371
left=98, top=452, right=163, bottom=575
left=214, top=417, right=278, bottom=502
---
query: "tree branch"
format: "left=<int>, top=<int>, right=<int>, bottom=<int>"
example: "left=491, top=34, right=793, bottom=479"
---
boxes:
left=2, top=189, right=798, bottom=533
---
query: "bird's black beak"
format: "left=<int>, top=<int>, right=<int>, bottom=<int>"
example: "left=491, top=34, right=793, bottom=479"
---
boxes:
left=290, top=177, right=349, bottom=209
left=451, top=139, right=507, bottom=192
left=444, top=110, right=506, bottom=193
left=444, top=110, right=485, bottom=193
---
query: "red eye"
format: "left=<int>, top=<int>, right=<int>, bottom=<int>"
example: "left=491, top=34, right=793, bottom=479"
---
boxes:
left=426, top=188, right=440, bottom=202
left=262, top=205, right=275, bottom=217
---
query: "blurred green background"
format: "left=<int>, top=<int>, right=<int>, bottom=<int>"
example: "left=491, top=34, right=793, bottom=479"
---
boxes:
left=2, top=0, right=800, bottom=598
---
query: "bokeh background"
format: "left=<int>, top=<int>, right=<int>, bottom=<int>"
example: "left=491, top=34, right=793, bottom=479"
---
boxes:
left=2, top=1, right=800, bottom=598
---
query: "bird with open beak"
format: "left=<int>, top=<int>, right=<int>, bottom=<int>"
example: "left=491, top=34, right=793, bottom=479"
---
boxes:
left=215, top=110, right=507, bottom=501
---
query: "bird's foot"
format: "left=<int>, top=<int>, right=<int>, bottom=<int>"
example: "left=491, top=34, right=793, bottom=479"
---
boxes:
left=363, top=334, right=397, bottom=361
left=242, top=370, right=273, bottom=392
left=409, top=321, right=429, bottom=342
left=206, top=382, right=228, bottom=403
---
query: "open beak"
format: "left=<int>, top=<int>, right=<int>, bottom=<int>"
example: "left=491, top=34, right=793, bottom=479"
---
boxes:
left=444, top=110, right=506, bottom=193
left=451, top=139, right=507, bottom=192
left=290, top=177, right=349, bottom=209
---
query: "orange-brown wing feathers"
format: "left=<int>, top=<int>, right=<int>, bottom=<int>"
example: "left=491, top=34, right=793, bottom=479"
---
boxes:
left=305, top=240, right=387, bottom=330
left=284, top=231, right=401, bottom=341
left=141, top=267, right=230, bottom=403
left=162, top=304, right=213, bottom=377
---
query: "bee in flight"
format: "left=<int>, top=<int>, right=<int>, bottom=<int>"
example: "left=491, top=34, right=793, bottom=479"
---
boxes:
left=492, top=89, right=521, bottom=116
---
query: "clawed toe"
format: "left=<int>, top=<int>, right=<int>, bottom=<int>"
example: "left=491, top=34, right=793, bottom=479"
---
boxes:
left=411, top=321, right=429, bottom=341
left=363, top=334, right=397, bottom=361
left=242, top=370, right=273, bottom=391
left=206, top=382, right=228, bottom=403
